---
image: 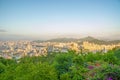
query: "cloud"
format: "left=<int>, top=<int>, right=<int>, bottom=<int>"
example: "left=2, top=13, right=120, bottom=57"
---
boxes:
left=0, top=29, right=7, bottom=32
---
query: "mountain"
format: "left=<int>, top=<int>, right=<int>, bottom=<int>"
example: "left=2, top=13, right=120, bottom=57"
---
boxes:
left=78, top=36, right=120, bottom=45
left=109, top=40, right=120, bottom=44
left=46, top=38, right=78, bottom=42
left=79, top=36, right=99, bottom=41
left=79, top=36, right=107, bottom=44
left=34, top=36, right=120, bottom=45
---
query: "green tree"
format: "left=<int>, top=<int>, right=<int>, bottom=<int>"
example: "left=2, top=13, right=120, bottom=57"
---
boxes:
left=54, top=53, right=73, bottom=78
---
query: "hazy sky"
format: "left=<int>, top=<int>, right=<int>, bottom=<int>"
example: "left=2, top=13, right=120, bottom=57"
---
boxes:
left=0, top=0, right=120, bottom=40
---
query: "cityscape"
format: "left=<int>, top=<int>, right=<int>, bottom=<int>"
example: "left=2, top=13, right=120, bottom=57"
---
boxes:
left=0, top=0, right=120, bottom=80
left=0, top=37, right=120, bottom=60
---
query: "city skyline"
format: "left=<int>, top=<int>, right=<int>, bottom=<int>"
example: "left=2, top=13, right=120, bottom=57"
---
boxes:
left=0, top=0, right=120, bottom=40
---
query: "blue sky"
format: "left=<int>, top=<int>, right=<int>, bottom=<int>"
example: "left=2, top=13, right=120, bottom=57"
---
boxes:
left=0, top=0, right=120, bottom=40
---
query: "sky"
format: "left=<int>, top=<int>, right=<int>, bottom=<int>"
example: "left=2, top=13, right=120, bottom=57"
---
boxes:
left=0, top=0, right=120, bottom=40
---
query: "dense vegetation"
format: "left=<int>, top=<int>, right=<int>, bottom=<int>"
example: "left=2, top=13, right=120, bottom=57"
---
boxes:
left=0, top=49, right=120, bottom=80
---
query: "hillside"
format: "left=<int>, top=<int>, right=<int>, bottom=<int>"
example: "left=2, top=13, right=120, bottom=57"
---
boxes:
left=34, top=36, right=120, bottom=45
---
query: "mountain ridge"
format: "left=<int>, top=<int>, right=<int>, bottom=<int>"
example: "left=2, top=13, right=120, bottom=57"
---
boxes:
left=34, top=36, right=120, bottom=45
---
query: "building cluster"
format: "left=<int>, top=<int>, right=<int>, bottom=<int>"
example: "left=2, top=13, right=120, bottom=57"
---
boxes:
left=0, top=41, right=78, bottom=59
left=0, top=40, right=120, bottom=59
left=82, top=41, right=120, bottom=53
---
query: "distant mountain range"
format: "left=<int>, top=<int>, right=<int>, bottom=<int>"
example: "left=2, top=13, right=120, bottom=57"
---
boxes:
left=34, top=36, right=120, bottom=45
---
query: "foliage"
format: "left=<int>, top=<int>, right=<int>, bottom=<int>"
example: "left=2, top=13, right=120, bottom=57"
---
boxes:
left=93, top=64, right=120, bottom=80
left=114, top=49, right=120, bottom=59
left=102, top=51, right=118, bottom=64
left=53, top=53, right=73, bottom=76
left=0, top=62, right=6, bottom=73
left=0, top=49, right=120, bottom=80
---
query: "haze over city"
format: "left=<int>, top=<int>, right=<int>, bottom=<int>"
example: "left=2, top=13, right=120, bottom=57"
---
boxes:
left=0, top=0, right=120, bottom=40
